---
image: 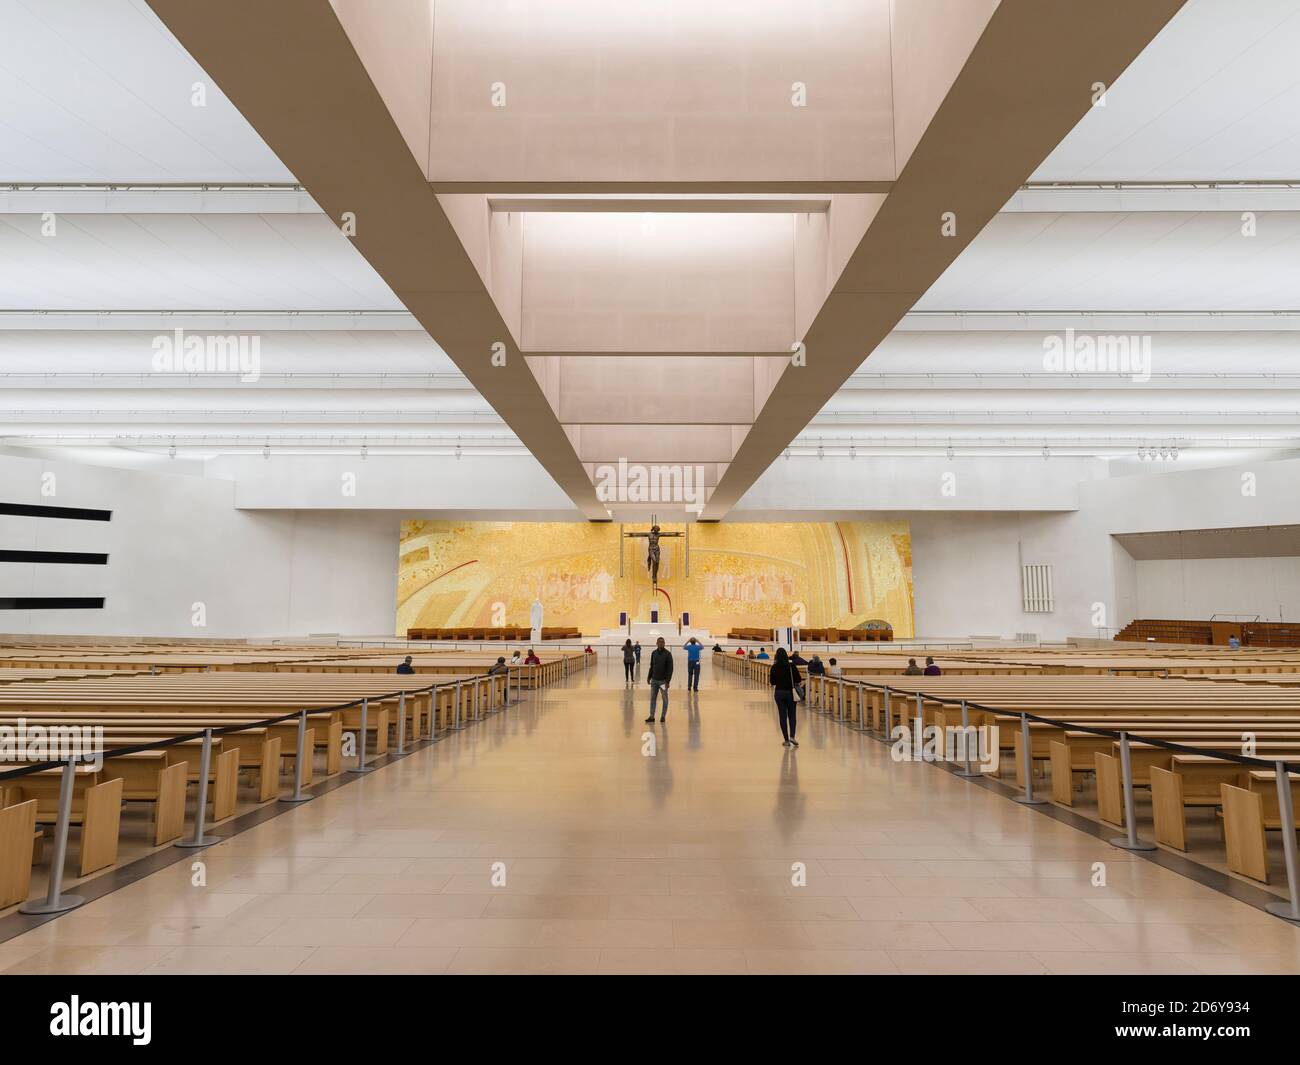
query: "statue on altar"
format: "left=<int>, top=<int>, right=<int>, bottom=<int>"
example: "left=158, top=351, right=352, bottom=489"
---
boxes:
left=623, top=523, right=682, bottom=587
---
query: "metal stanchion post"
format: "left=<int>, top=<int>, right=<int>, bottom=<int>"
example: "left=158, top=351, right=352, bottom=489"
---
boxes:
left=450, top=681, right=465, bottom=731
left=849, top=683, right=871, bottom=733
left=955, top=700, right=981, bottom=778
left=396, top=691, right=406, bottom=753
left=1266, top=760, right=1300, bottom=922
left=176, top=728, right=224, bottom=845
left=1109, top=732, right=1155, bottom=849
left=281, top=709, right=312, bottom=803
left=349, top=699, right=375, bottom=774
left=836, top=681, right=845, bottom=723
left=1014, top=713, right=1048, bottom=806
left=20, top=758, right=86, bottom=914
left=874, top=687, right=894, bottom=743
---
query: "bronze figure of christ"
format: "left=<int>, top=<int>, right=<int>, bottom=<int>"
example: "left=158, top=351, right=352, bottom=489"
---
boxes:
left=623, top=523, right=683, bottom=586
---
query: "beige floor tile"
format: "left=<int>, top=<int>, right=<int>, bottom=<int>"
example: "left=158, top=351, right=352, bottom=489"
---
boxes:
left=1, top=660, right=1280, bottom=976
left=672, top=920, right=814, bottom=949
left=258, top=916, right=416, bottom=947
left=889, top=949, right=1051, bottom=974
left=1031, top=951, right=1202, bottom=975
left=934, top=921, right=1096, bottom=952
left=294, top=946, right=458, bottom=974
left=745, top=949, right=898, bottom=974
left=447, top=948, right=601, bottom=974
left=142, top=945, right=315, bottom=974
left=4, top=945, right=174, bottom=975
left=597, top=948, right=747, bottom=974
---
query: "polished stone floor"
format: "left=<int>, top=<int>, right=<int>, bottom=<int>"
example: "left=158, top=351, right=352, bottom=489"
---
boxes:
left=3, top=658, right=1299, bottom=975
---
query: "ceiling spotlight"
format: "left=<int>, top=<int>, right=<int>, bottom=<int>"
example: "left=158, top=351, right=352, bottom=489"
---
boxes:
left=945, top=446, right=954, bottom=460
left=167, top=443, right=177, bottom=459
left=360, top=443, right=368, bottom=460
left=849, top=444, right=856, bottom=460
left=1137, top=446, right=1146, bottom=460
left=1042, top=446, right=1050, bottom=460
left=1171, top=446, right=1179, bottom=460
left=1159, top=446, right=1169, bottom=460
left=816, top=444, right=824, bottom=460
left=784, top=448, right=790, bottom=461
left=262, top=443, right=270, bottom=459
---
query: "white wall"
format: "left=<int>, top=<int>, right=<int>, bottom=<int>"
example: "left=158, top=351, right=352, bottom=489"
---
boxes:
left=0, top=454, right=396, bottom=637
left=909, top=510, right=1116, bottom=641
left=1136, top=557, right=1300, bottom=623
left=8, top=448, right=1300, bottom=641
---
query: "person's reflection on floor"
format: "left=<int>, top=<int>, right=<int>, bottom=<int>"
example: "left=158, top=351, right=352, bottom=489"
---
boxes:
left=622, top=682, right=636, bottom=737
left=645, top=719, right=674, bottom=810
left=687, top=688, right=702, bottom=748
left=773, top=747, right=806, bottom=841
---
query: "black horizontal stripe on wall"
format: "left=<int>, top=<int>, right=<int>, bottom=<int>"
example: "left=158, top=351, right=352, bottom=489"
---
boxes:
left=0, top=597, right=106, bottom=610
left=0, top=502, right=112, bottom=522
left=0, top=549, right=109, bottom=565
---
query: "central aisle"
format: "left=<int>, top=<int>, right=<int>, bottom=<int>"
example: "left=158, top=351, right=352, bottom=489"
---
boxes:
left=3, top=658, right=1298, bottom=975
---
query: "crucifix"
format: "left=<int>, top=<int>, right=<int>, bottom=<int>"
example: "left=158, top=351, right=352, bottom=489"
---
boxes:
left=623, top=517, right=683, bottom=587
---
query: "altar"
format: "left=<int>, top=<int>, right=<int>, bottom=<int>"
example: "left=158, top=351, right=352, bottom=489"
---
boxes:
left=599, top=622, right=714, bottom=645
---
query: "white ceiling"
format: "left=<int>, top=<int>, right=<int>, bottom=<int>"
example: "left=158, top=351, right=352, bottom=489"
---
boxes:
left=0, top=0, right=292, bottom=182
left=0, top=0, right=1297, bottom=471
left=1034, top=0, right=1300, bottom=182
left=916, top=210, right=1300, bottom=311
left=0, top=212, right=401, bottom=310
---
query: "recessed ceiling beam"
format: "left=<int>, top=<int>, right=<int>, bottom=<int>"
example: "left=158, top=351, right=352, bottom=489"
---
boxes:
left=145, top=0, right=605, bottom=518
left=701, top=0, right=1189, bottom=518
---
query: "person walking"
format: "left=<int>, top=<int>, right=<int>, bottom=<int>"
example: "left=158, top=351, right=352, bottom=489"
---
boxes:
left=643, top=637, right=674, bottom=723
left=684, top=637, right=703, bottom=692
left=621, top=638, right=636, bottom=686
left=769, top=646, right=802, bottom=748
left=633, top=641, right=642, bottom=666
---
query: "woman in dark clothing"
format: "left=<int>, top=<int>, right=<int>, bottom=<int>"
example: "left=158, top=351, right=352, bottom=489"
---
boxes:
left=768, top=646, right=802, bottom=748
left=621, top=639, right=636, bottom=685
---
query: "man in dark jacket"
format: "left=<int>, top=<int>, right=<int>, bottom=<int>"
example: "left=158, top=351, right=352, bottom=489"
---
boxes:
left=643, top=636, right=674, bottom=723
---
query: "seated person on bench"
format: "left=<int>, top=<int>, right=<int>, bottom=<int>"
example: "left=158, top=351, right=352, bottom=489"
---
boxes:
left=397, top=655, right=416, bottom=675
left=924, top=656, right=942, bottom=676
left=524, top=649, right=541, bottom=665
left=488, top=656, right=509, bottom=675
left=903, top=658, right=922, bottom=676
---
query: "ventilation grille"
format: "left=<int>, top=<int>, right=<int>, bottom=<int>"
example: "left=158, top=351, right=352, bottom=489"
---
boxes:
left=1021, top=564, right=1054, bottom=613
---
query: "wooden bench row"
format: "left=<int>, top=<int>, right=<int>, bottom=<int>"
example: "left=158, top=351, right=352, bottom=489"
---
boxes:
left=0, top=667, right=525, bottom=909
left=799, top=669, right=1300, bottom=887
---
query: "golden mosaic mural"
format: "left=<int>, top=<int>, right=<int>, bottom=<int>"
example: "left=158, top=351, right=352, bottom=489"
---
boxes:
left=396, top=520, right=913, bottom=637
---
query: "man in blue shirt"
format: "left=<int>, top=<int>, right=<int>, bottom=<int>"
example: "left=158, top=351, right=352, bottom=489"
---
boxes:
left=396, top=656, right=415, bottom=675
left=756, top=647, right=770, bottom=660
left=684, top=637, right=703, bottom=691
